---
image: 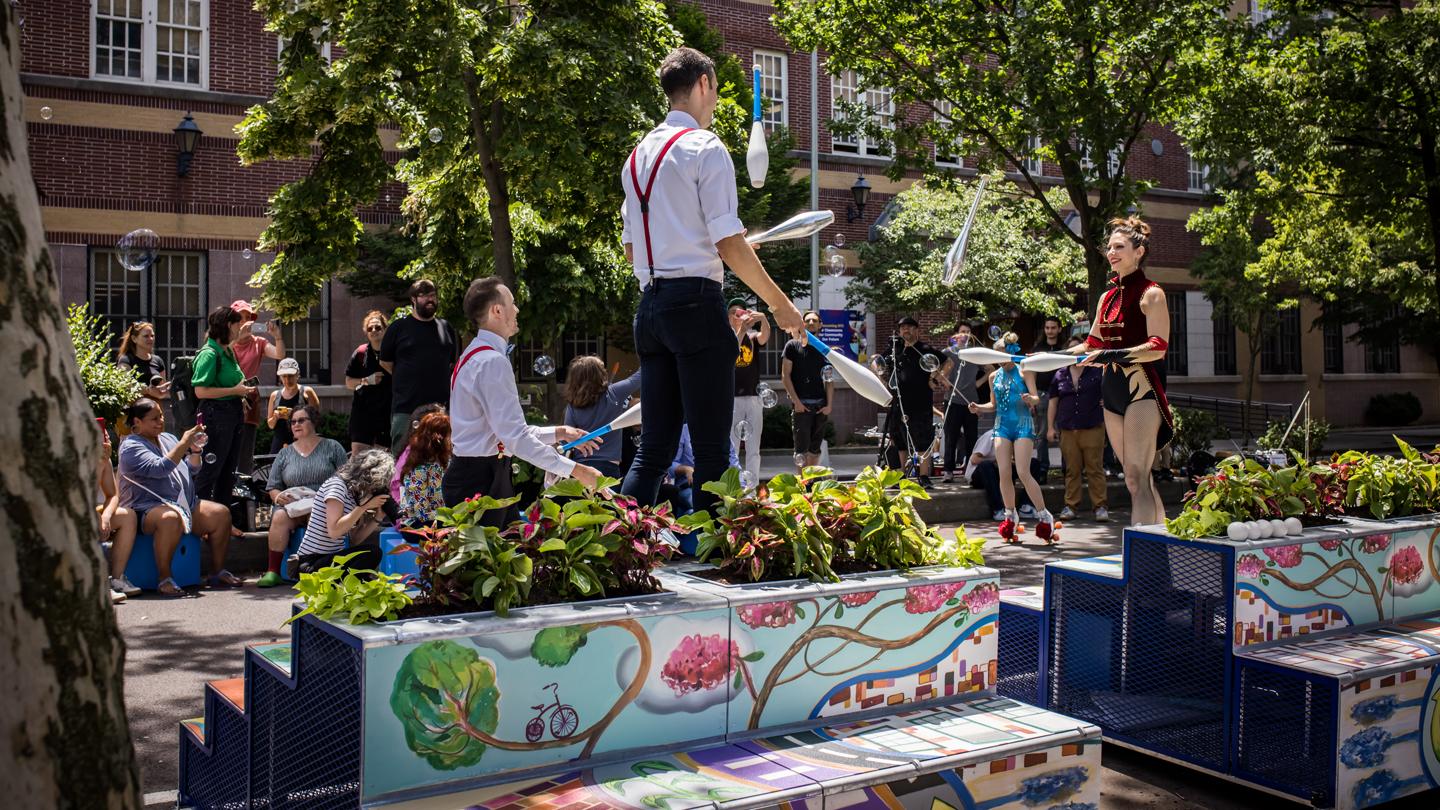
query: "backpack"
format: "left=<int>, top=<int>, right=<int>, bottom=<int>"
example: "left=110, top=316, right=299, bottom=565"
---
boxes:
left=169, top=355, right=198, bottom=431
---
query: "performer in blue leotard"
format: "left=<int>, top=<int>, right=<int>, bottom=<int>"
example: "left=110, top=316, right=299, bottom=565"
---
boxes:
left=970, top=332, right=1057, bottom=544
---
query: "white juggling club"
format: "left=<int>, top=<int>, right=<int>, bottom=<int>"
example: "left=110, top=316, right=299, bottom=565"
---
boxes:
left=746, top=65, right=768, bottom=188
left=942, top=177, right=987, bottom=286
left=746, top=210, right=835, bottom=246
left=805, top=332, right=892, bottom=407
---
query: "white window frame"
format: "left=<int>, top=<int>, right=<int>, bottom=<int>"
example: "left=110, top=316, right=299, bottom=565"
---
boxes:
left=754, top=50, right=787, bottom=132
left=280, top=285, right=331, bottom=384
left=89, top=248, right=209, bottom=370
left=1077, top=140, right=1122, bottom=177
left=831, top=70, right=893, bottom=157
left=91, top=0, right=209, bottom=89
left=1022, top=134, right=1045, bottom=177
left=933, top=100, right=963, bottom=167
left=1188, top=155, right=1213, bottom=192
left=1250, top=0, right=1276, bottom=24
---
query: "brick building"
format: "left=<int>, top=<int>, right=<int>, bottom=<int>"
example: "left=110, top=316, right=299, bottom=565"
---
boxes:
left=22, top=1, right=1434, bottom=437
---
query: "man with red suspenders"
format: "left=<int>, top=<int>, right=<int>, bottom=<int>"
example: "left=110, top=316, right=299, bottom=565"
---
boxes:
left=619, top=47, right=803, bottom=515
left=443, top=277, right=601, bottom=527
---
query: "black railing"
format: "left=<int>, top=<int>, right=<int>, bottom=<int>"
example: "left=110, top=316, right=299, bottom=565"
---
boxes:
left=1167, top=392, right=1295, bottom=440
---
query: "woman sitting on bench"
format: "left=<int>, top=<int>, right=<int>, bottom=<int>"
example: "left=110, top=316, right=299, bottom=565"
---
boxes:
left=256, top=403, right=348, bottom=588
left=118, top=398, right=242, bottom=596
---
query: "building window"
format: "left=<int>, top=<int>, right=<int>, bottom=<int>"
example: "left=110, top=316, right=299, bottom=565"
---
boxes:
left=1365, top=311, right=1401, bottom=373
left=92, top=0, right=208, bottom=88
left=277, top=27, right=332, bottom=65
left=1022, top=134, right=1045, bottom=177
left=518, top=333, right=607, bottom=383
left=1166, top=292, right=1188, bottom=377
left=1323, top=320, right=1345, bottom=374
left=934, top=100, right=962, bottom=166
left=1250, top=0, right=1276, bottom=24
left=754, top=50, right=787, bottom=131
left=1077, top=141, right=1121, bottom=178
left=1188, top=155, right=1212, bottom=192
left=1261, top=308, right=1302, bottom=375
left=89, top=249, right=207, bottom=370
left=831, top=70, right=892, bottom=157
left=279, top=287, right=330, bottom=383
left=1212, top=304, right=1237, bottom=375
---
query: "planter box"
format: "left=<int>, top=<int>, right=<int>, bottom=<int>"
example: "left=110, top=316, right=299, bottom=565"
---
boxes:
left=345, top=585, right=732, bottom=804
left=672, top=565, right=1001, bottom=734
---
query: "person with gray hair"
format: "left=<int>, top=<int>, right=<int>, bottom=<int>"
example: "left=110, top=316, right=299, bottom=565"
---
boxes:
left=294, top=448, right=395, bottom=573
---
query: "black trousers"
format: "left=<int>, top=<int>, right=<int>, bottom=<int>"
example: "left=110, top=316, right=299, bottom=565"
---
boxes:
left=942, top=404, right=979, bottom=474
left=441, top=455, right=519, bottom=529
left=621, top=278, right=737, bottom=515
left=298, top=540, right=382, bottom=575
left=193, top=398, right=244, bottom=504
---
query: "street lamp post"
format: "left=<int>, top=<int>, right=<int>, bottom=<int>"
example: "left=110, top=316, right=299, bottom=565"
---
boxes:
left=174, top=113, right=202, bottom=177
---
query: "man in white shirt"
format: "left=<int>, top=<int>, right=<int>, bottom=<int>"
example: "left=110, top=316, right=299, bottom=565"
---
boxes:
left=443, top=277, right=601, bottom=528
left=619, top=46, right=803, bottom=514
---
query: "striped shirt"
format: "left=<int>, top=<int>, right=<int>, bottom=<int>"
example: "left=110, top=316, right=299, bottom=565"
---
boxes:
left=268, top=438, right=347, bottom=492
left=298, top=475, right=356, bottom=556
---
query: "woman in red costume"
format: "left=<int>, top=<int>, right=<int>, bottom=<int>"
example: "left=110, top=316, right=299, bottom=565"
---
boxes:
left=1074, top=217, right=1172, bottom=524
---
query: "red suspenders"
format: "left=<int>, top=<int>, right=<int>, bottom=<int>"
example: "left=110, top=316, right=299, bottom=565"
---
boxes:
left=627, top=127, right=695, bottom=271
left=450, top=345, right=496, bottom=389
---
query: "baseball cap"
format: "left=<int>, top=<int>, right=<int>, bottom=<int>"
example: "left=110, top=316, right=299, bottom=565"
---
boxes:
left=727, top=298, right=750, bottom=310
left=230, top=299, right=258, bottom=318
left=897, top=316, right=920, bottom=327
left=277, top=358, right=301, bottom=376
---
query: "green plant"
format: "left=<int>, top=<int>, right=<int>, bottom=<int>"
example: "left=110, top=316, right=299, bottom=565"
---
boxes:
left=841, top=467, right=985, bottom=571
left=1169, top=408, right=1229, bottom=468
left=1257, top=417, right=1330, bottom=457
left=66, top=303, right=142, bottom=424
left=434, top=495, right=531, bottom=616
left=1164, top=455, right=1331, bottom=539
left=1364, top=392, right=1423, bottom=427
left=287, top=552, right=413, bottom=625
left=1332, top=438, right=1440, bottom=519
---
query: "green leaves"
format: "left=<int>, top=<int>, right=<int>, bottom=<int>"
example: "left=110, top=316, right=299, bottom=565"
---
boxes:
left=530, top=626, right=590, bottom=667
left=66, top=304, right=143, bottom=424
left=286, top=552, right=413, bottom=626
left=389, top=641, right=499, bottom=769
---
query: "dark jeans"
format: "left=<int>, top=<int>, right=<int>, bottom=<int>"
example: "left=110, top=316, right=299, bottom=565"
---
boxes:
left=621, top=278, right=737, bottom=514
left=942, top=404, right=979, bottom=474
left=194, top=398, right=244, bottom=504
left=297, top=540, right=381, bottom=575
left=1033, top=392, right=1052, bottom=475
left=442, top=455, right=519, bottom=529
left=969, top=459, right=1037, bottom=514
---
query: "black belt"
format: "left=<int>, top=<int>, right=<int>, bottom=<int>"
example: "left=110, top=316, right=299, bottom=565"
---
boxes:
left=643, top=276, right=720, bottom=293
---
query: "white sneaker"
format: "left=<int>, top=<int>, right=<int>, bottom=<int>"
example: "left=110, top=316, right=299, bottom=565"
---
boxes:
left=1058, top=506, right=1077, bottom=521
left=110, top=590, right=127, bottom=604
left=1095, top=507, right=1111, bottom=523
left=1018, top=504, right=1037, bottom=518
left=992, top=509, right=1007, bottom=521
left=110, top=575, right=141, bottom=596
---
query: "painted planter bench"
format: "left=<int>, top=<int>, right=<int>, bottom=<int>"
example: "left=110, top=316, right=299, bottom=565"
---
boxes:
left=996, top=515, right=1440, bottom=808
left=179, top=564, right=1103, bottom=809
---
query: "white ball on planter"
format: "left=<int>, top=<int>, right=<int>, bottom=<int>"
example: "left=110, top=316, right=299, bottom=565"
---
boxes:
left=1284, top=516, right=1304, bottom=535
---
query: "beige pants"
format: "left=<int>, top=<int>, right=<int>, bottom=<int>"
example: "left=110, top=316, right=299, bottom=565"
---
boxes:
left=1060, top=426, right=1108, bottom=510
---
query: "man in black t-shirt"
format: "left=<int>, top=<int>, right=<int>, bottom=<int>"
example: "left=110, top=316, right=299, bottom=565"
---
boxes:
left=379, top=279, right=459, bottom=454
left=881, top=316, right=942, bottom=487
left=1029, top=316, right=1065, bottom=478
left=782, top=311, right=834, bottom=469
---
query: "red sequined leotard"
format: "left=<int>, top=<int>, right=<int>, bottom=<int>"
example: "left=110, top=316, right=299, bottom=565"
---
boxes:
left=1094, top=269, right=1173, bottom=449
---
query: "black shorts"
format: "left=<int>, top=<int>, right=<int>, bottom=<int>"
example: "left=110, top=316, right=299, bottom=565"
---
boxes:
left=1101, top=365, right=1156, bottom=416
left=889, top=407, right=936, bottom=451
left=792, top=410, right=827, bottom=455
left=348, top=405, right=391, bottom=446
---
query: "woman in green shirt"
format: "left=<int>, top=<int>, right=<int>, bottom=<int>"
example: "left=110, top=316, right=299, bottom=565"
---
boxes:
left=192, top=306, right=257, bottom=505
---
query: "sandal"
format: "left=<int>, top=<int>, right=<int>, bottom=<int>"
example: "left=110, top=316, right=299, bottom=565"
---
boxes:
left=208, top=570, right=244, bottom=588
left=158, top=577, right=184, bottom=597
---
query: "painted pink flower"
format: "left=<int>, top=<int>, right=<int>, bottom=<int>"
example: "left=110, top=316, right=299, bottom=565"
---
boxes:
left=1361, top=534, right=1391, bottom=554
left=1389, top=546, right=1424, bottom=586
left=839, top=591, right=878, bottom=607
left=1236, top=553, right=1265, bottom=580
left=904, top=582, right=965, bottom=614
left=1319, top=539, right=1342, bottom=551
left=737, top=601, right=798, bottom=629
left=1263, top=545, right=1303, bottom=568
left=661, top=633, right=738, bottom=696
left=962, top=582, right=1000, bottom=614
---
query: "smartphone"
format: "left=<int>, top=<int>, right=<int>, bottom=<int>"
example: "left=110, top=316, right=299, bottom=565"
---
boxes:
left=96, top=417, right=106, bottom=432
left=250, top=322, right=267, bottom=336
left=150, top=375, right=165, bottom=387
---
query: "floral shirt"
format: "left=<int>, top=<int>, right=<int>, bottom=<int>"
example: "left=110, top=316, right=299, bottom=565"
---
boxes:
left=399, top=461, right=445, bottom=526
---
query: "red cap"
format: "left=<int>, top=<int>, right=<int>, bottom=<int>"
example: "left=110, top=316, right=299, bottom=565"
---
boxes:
left=230, top=299, right=257, bottom=318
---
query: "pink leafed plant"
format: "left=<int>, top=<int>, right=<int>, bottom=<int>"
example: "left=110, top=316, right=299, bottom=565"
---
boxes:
left=661, top=633, right=739, bottom=696
left=904, top=582, right=964, bottom=614
left=1236, top=553, right=1265, bottom=580
left=737, top=601, right=798, bottom=629
left=1263, top=545, right=1303, bottom=568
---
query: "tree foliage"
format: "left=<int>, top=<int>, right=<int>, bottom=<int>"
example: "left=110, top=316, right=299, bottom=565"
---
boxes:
left=774, top=0, right=1234, bottom=316
left=66, top=303, right=143, bottom=424
left=851, top=175, right=1085, bottom=326
left=1179, top=2, right=1440, bottom=363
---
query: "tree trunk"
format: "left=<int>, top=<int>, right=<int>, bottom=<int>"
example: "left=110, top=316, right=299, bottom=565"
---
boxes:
left=461, top=73, right=516, bottom=288
left=1243, top=312, right=1265, bottom=445
left=0, top=8, right=142, bottom=808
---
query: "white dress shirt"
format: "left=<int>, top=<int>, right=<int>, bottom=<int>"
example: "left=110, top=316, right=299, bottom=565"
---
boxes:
left=620, top=110, right=746, bottom=286
left=450, top=329, right=576, bottom=478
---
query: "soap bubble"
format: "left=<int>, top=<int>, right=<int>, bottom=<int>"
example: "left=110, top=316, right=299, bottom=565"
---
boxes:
left=832, top=232, right=845, bottom=247
left=827, top=253, right=846, bottom=277
left=821, top=364, right=835, bottom=383
left=739, top=470, right=756, bottom=490
left=920, top=353, right=940, bottom=373
left=759, top=388, right=779, bottom=409
left=117, top=228, right=160, bottom=271
left=757, top=381, right=771, bottom=395
left=988, top=324, right=1003, bottom=341
left=532, top=355, right=556, bottom=376
left=736, top=420, right=752, bottom=442
left=40, top=106, right=53, bottom=120
left=203, top=452, right=217, bottom=465
left=241, top=247, right=252, bottom=259
left=793, top=453, right=806, bottom=468
left=427, top=127, right=443, bottom=143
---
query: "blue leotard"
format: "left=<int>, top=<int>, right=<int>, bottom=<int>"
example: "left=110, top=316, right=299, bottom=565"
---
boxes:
left=992, top=366, right=1037, bottom=442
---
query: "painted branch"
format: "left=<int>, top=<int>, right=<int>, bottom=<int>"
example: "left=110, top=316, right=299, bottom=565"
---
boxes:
left=1264, top=559, right=1385, bottom=618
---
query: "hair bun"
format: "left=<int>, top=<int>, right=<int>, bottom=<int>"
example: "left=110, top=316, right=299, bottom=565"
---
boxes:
left=1108, top=215, right=1151, bottom=237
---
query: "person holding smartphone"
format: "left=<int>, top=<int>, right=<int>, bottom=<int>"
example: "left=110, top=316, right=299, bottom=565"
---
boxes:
left=116, top=321, right=172, bottom=432
left=191, top=306, right=257, bottom=507
left=294, top=449, right=395, bottom=573
left=229, top=299, right=286, bottom=475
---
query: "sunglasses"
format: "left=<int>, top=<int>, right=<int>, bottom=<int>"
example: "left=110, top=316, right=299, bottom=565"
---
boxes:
left=290, top=417, right=312, bottom=426
left=365, top=325, right=385, bottom=332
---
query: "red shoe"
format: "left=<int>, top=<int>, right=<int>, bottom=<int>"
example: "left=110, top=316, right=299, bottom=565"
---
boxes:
left=998, top=515, right=1018, bottom=543
left=1035, top=511, right=1058, bottom=544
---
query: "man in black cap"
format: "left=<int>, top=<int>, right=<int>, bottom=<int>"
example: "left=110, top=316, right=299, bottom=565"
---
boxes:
left=878, top=316, right=942, bottom=487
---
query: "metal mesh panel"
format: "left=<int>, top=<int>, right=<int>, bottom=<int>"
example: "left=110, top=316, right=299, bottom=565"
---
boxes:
left=1049, top=535, right=1230, bottom=769
left=180, top=703, right=250, bottom=810
left=1235, top=662, right=1335, bottom=805
left=997, top=604, right=1043, bottom=706
left=249, top=620, right=364, bottom=808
